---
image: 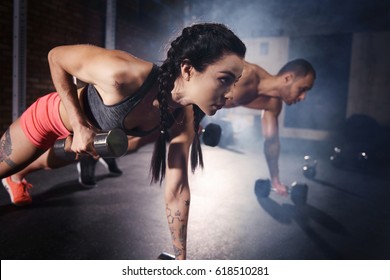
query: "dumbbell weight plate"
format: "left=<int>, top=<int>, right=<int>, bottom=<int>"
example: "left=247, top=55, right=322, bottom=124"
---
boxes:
left=254, top=179, right=271, bottom=198
left=303, top=165, right=316, bottom=178
left=94, top=128, right=128, bottom=158
left=302, top=155, right=317, bottom=179
left=202, top=123, right=221, bottom=147
left=330, top=146, right=344, bottom=168
left=157, top=252, right=175, bottom=260
left=290, top=182, right=308, bottom=205
left=53, top=136, right=75, bottom=160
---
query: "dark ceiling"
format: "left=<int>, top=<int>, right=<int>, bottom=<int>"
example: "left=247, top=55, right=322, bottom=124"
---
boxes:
left=183, top=0, right=390, bottom=38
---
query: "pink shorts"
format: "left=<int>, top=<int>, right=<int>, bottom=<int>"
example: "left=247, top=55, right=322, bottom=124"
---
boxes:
left=20, top=92, right=70, bottom=150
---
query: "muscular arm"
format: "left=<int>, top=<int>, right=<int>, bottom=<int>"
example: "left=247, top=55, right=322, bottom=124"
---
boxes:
left=262, top=110, right=280, bottom=179
left=164, top=107, right=194, bottom=260
left=47, top=45, right=139, bottom=156
left=165, top=143, right=191, bottom=260
left=261, top=104, right=287, bottom=195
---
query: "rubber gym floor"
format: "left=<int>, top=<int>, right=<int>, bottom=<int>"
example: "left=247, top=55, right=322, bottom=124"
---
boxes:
left=1, top=137, right=389, bottom=260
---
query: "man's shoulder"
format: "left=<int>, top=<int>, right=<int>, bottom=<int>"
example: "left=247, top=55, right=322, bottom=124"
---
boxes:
left=262, top=96, right=283, bottom=115
left=244, top=61, right=268, bottom=76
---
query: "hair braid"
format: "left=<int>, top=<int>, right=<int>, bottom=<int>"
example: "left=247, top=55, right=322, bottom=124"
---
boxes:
left=150, top=65, right=174, bottom=184
left=190, top=105, right=204, bottom=172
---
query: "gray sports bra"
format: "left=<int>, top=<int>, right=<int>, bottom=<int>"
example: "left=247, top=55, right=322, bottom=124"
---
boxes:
left=83, top=64, right=160, bottom=137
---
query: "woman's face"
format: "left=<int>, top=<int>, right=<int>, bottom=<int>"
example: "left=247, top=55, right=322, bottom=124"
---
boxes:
left=182, top=54, right=244, bottom=115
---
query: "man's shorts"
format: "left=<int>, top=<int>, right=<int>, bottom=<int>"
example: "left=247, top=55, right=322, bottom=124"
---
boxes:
left=20, top=92, right=70, bottom=150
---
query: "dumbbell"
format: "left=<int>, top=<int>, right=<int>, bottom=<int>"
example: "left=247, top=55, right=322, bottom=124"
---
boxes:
left=157, top=252, right=175, bottom=260
left=302, top=155, right=317, bottom=179
left=202, top=123, right=222, bottom=147
left=356, top=151, right=370, bottom=169
left=53, top=128, right=128, bottom=160
left=330, top=146, right=344, bottom=168
left=254, top=179, right=308, bottom=205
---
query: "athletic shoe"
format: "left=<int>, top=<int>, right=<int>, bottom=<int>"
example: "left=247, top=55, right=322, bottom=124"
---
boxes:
left=77, top=157, right=98, bottom=188
left=99, top=158, right=123, bottom=176
left=2, top=177, right=33, bottom=206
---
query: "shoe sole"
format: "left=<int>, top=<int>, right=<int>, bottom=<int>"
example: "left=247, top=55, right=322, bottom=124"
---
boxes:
left=2, top=178, right=32, bottom=206
left=76, top=162, right=97, bottom=189
left=98, top=158, right=122, bottom=177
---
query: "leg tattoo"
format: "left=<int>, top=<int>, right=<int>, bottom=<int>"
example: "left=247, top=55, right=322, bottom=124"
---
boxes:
left=0, top=129, right=17, bottom=168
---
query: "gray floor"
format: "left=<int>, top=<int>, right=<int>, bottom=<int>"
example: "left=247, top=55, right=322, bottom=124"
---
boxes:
left=1, top=138, right=390, bottom=260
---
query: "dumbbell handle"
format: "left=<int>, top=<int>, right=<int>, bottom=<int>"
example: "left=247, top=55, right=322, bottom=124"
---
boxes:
left=270, top=181, right=303, bottom=194
left=53, top=128, right=128, bottom=160
left=270, top=186, right=291, bottom=194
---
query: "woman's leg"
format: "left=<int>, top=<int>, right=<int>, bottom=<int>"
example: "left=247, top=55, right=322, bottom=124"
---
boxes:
left=11, top=148, right=74, bottom=182
left=0, top=118, right=46, bottom=179
left=1, top=125, right=74, bottom=206
left=0, top=119, right=47, bottom=205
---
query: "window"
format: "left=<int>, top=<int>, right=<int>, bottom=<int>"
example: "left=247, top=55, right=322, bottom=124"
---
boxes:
left=259, top=42, right=269, bottom=55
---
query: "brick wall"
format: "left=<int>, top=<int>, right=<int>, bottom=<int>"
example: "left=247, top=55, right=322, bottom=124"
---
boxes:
left=0, top=0, right=184, bottom=135
left=0, top=0, right=105, bottom=135
left=26, top=0, right=105, bottom=104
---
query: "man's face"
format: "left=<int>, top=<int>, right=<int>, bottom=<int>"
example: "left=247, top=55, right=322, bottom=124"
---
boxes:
left=282, top=73, right=315, bottom=105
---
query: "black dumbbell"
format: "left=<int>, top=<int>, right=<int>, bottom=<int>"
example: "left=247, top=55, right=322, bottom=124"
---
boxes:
left=202, top=123, right=222, bottom=147
left=356, top=151, right=370, bottom=169
left=330, top=146, right=344, bottom=168
left=254, top=179, right=308, bottom=205
left=157, top=252, right=175, bottom=260
left=302, top=155, right=317, bottom=179
left=53, top=128, right=128, bottom=160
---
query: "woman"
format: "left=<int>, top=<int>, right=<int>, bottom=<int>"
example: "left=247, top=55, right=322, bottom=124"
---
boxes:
left=0, top=23, right=246, bottom=260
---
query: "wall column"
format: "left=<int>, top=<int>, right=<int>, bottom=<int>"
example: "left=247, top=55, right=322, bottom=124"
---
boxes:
left=12, top=0, right=27, bottom=120
left=105, top=0, right=116, bottom=49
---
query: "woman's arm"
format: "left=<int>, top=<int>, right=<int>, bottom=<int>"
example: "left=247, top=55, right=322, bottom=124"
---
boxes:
left=164, top=107, right=195, bottom=260
left=47, top=45, right=140, bottom=156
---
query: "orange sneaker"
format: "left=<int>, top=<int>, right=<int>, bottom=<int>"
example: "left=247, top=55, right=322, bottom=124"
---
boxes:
left=2, top=177, right=32, bottom=206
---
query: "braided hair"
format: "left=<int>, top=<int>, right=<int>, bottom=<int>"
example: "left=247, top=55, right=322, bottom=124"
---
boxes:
left=151, top=23, right=246, bottom=184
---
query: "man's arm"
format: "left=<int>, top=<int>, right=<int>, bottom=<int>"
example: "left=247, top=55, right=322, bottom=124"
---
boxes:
left=261, top=107, right=288, bottom=195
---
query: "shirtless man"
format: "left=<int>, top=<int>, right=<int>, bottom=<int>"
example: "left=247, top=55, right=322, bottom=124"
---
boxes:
left=224, top=59, right=316, bottom=195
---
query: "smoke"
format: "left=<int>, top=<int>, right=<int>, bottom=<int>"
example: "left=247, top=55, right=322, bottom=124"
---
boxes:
left=185, top=0, right=390, bottom=37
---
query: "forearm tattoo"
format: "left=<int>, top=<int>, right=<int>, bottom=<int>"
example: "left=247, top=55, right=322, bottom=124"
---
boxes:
left=179, top=224, right=187, bottom=244
left=0, top=129, right=17, bottom=168
left=173, top=245, right=183, bottom=258
left=166, top=199, right=190, bottom=258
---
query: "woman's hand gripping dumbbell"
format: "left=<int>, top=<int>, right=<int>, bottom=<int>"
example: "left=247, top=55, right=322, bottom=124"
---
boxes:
left=53, top=128, right=128, bottom=160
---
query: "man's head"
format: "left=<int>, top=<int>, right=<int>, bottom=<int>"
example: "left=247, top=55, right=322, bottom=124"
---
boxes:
left=277, top=59, right=316, bottom=105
